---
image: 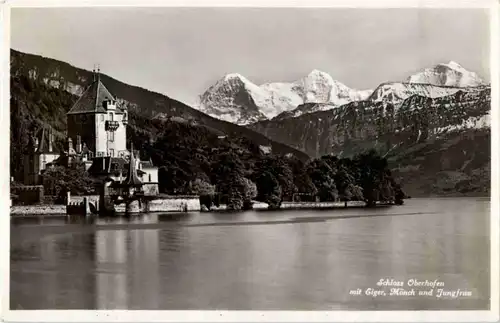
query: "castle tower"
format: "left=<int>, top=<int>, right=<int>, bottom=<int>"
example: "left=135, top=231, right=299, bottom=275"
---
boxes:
left=66, top=68, right=128, bottom=159
left=23, top=126, right=60, bottom=185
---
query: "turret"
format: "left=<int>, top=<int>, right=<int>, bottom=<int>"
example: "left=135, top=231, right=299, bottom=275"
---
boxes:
left=103, top=97, right=117, bottom=111
left=123, top=144, right=142, bottom=187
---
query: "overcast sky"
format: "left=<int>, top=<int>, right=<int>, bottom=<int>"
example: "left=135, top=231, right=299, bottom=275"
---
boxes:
left=11, top=7, right=490, bottom=106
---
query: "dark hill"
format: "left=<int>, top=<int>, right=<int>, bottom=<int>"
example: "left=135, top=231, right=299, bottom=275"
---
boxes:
left=10, top=73, right=307, bottom=196
left=10, top=49, right=308, bottom=161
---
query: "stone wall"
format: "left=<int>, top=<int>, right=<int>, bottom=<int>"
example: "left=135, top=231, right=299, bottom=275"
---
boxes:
left=143, top=183, right=159, bottom=196
left=67, top=194, right=200, bottom=214
left=113, top=196, right=201, bottom=213
left=280, top=201, right=366, bottom=209
left=147, top=197, right=200, bottom=212
left=11, top=205, right=66, bottom=215
left=70, top=195, right=100, bottom=205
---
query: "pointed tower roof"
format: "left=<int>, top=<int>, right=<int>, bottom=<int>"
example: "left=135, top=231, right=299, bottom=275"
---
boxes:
left=123, top=145, right=143, bottom=186
left=67, top=70, right=125, bottom=114
left=35, top=126, right=59, bottom=154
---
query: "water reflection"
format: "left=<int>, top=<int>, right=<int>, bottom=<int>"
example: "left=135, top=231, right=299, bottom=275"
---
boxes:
left=10, top=198, right=490, bottom=310
left=93, top=215, right=161, bottom=309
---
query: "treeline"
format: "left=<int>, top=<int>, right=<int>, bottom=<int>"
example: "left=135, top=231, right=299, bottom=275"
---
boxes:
left=195, top=150, right=404, bottom=210
left=128, top=114, right=405, bottom=210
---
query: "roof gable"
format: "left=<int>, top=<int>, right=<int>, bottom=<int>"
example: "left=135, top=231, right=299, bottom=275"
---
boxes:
left=67, top=76, right=123, bottom=114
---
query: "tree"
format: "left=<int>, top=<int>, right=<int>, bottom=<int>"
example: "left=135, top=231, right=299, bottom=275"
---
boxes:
left=288, top=156, right=318, bottom=197
left=333, top=164, right=364, bottom=206
left=226, top=175, right=258, bottom=211
left=353, top=149, right=396, bottom=207
left=254, top=156, right=296, bottom=201
left=307, top=159, right=338, bottom=202
left=241, top=177, right=257, bottom=210
left=188, top=178, right=215, bottom=196
left=255, top=171, right=282, bottom=209
left=43, top=164, right=96, bottom=202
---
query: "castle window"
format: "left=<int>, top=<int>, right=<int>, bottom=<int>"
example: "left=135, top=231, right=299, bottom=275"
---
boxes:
left=109, top=149, right=114, bottom=157
left=109, top=131, right=115, bottom=142
left=101, top=115, right=104, bottom=121
left=109, top=113, right=114, bottom=121
left=149, top=174, right=151, bottom=182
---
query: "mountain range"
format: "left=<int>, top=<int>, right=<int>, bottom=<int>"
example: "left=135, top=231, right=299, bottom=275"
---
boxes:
left=198, top=70, right=372, bottom=125
left=198, top=61, right=487, bottom=125
left=249, top=87, right=491, bottom=196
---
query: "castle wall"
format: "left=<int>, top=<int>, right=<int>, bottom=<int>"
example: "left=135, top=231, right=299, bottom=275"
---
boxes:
left=23, top=154, right=38, bottom=185
left=39, top=153, right=59, bottom=171
left=140, top=167, right=159, bottom=183
left=113, top=113, right=127, bottom=154
left=67, top=113, right=97, bottom=154
left=23, top=153, right=58, bottom=185
left=12, top=185, right=44, bottom=205
left=95, top=113, right=108, bottom=156
left=95, top=110, right=127, bottom=157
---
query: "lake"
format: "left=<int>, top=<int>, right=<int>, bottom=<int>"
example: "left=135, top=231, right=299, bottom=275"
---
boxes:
left=10, top=197, right=490, bottom=310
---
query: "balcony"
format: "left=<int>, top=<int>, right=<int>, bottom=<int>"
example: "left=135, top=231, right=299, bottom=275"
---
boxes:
left=105, top=120, right=120, bottom=131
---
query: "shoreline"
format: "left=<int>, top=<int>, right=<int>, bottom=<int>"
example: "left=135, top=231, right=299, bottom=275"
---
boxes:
left=10, top=196, right=490, bottom=217
left=10, top=201, right=367, bottom=217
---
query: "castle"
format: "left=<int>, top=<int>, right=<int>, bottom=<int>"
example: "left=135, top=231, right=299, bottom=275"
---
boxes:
left=23, top=70, right=159, bottom=195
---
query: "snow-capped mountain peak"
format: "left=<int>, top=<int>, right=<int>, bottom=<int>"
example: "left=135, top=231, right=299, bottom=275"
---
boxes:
left=198, top=61, right=485, bottom=125
left=223, top=73, right=248, bottom=82
left=305, top=69, right=332, bottom=79
left=198, top=70, right=372, bottom=125
left=442, top=60, right=463, bottom=70
left=407, top=61, right=485, bottom=87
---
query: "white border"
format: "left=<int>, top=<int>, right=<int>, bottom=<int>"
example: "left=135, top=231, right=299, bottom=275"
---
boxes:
left=1, top=0, right=499, bottom=322
left=1, top=0, right=496, bottom=8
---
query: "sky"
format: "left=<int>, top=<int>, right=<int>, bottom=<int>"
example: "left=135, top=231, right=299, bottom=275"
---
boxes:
left=11, top=7, right=490, bottom=106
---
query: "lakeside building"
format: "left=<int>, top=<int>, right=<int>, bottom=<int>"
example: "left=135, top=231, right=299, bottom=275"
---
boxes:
left=23, top=126, right=61, bottom=185
left=22, top=70, right=159, bottom=195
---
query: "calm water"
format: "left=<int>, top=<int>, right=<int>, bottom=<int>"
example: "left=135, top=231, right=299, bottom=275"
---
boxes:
left=10, top=197, right=490, bottom=310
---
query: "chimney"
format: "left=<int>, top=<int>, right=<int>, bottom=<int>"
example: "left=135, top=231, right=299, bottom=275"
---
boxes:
left=48, top=129, right=53, bottom=153
left=76, top=135, right=82, bottom=153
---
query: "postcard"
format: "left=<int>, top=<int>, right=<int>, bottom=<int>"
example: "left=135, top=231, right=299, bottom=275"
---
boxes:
left=2, top=0, right=498, bottom=322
